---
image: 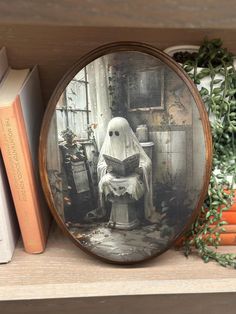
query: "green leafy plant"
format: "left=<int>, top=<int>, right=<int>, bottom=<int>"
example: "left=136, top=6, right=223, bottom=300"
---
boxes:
left=173, top=39, right=236, bottom=267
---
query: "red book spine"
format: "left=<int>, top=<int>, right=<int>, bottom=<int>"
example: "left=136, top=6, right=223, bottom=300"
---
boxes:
left=0, top=98, right=46, bottom=253
left=209, top=224, right=236, bottom=233
left=220, top=212, right=236, bottom=224
left=217, top=233, right=236, bottom=245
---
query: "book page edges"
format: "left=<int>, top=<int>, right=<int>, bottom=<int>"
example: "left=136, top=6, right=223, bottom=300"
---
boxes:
left=0, top=47, right=8, bottom=82
left=19, top=65, right=51, bottom=239
left=0, top=155, right=19, bottom=262
left=0, top=69, right=29, bottom=106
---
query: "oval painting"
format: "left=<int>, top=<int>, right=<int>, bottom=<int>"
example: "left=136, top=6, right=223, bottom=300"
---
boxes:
left=40, top=42, right=212, bottom=264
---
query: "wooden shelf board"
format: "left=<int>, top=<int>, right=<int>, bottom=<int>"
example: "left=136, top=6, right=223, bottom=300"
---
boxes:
left=0, top=0, right=236, bottom=29
left=0, top=224, right=236, bottom=301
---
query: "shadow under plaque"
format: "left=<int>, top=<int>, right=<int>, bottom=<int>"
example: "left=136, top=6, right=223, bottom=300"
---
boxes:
left=39, top=42, right=212, bottom=264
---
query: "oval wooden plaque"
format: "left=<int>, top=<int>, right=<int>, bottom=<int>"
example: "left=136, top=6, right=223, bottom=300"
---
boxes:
left=39, top=42, right=212, bottom=264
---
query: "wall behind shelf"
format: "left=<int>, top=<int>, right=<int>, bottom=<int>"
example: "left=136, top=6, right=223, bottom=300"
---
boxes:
left=0, top=25, right=236, bottom=104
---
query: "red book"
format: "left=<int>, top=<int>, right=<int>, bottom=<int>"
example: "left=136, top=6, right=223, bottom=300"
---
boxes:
left=220, top=212, right=236, bottom=224
left=0, top=66, right=51, bottom=253
left=218, top=233, right=236, bottom=245
left=226, top=190, right=236, bottom=211
left=215, top=190, right=236, bottom=212
left=210, top=191, right=236, bottom=223
left=201, top=232, right=236, bottom=245
left=209, top=224, right=236, bottom=233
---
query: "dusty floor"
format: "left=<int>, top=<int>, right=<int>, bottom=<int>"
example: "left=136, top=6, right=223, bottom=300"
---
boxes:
left=69, top=222, right=175, bottom=263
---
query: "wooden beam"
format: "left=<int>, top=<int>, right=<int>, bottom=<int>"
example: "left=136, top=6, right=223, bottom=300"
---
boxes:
left=0, top=0, right=235, bottom=29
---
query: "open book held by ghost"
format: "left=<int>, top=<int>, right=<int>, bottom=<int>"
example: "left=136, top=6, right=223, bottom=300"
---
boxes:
left=103, top=153, right=140, bottom=176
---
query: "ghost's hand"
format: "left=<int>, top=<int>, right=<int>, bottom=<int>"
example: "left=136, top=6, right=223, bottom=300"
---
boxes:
left=107, top=166, right=113, bottom=173
left=135, top=167, right=143, bottom=177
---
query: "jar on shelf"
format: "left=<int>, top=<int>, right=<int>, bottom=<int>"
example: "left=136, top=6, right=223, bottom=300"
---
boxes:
left=136, top=124, right=149, bottom=142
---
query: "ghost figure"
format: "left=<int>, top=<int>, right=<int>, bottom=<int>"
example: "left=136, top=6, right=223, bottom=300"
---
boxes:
left=97, top=117, right=157, bottom=223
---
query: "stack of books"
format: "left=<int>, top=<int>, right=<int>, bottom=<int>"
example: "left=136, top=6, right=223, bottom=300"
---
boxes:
left=213, top=190, right=236, bottom=245
left=0, top=47, right=51, bottom=263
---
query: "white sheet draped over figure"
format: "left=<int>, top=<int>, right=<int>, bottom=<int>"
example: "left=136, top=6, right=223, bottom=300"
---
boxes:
left=97, top=117, right=157, bottom=222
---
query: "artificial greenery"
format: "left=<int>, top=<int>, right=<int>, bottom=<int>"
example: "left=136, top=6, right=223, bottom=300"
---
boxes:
left=173, top=38, right=236, bottom=267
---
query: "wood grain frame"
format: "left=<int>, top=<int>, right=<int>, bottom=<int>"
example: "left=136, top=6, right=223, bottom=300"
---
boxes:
left=39, top=41, right=212, bottom=265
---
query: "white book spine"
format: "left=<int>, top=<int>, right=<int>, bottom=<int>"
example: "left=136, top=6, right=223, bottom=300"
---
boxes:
left=0, top=47, right=19, bottom=263
left=0, top=154, right=19, bottom=263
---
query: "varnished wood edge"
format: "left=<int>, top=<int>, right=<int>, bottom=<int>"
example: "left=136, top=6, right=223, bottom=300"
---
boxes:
left=39, top=41, right=212, bottom=265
